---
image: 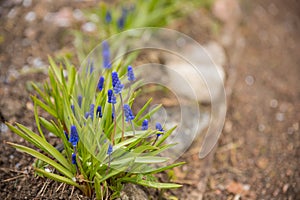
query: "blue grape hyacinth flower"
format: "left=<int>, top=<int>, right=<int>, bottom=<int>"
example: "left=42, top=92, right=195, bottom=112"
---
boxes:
left=127, top=65, right=135, bottom=81
left=72, top=153, right=77, bottom=165
left=89, top=104, right=95, bottom=120
left=96, top=106, right=102, bottom=118
left=69, top=125, right=79, bottom=147
left=124, top=104, right=135, bottom=122
left=155, top=122, right=164, bottom=137
left=108, top=89, right=117, bottom=104
left=117, top=7, right=127, bottom=30
left=112, top=72, right=124, bottom=94
left=107, top=144, right=113, bottom=155
left=141, top=119, right=148, bottom=130
left=78, top=95, right=82, bottom=108
left=105, top=10, right=112, bottom=23
left=102, top=41, right=111, bottom=69
left=97, top=76, right=105, bottom=91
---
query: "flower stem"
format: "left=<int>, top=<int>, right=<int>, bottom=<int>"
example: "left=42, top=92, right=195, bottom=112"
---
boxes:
left=111, top=104, right=116, bottom=145
left=127, top=85, right=132, bottom=103
left=106, top=154, right=111, bottom=175
left=119, top=93, right=125, bottom=141
left=129, top=120, right=135, bottom=136
left=152, top=135, right=159, bottom=146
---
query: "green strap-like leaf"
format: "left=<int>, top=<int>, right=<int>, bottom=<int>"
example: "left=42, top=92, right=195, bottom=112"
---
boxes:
left=34, top=168, right=80, bottom=188
left=121, top=177, right=182, bottom=189
left=7, top=142, right=74, bottom=179
left=15, top=123, right=72, bottom=170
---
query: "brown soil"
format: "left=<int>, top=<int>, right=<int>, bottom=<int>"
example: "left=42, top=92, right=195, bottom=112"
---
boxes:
left=0, top=0, right=299, bottom=199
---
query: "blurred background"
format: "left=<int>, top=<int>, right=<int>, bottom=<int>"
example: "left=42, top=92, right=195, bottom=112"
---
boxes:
left=0, top=0, right=299, bottom=199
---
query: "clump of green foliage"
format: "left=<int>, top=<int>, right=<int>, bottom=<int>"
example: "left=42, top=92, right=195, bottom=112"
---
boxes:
left=73, top=0, right=213, bottom=61
left=7, top=47, right=184, bottom=198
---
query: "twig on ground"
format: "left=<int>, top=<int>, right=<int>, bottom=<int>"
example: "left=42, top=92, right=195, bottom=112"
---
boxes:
left=1, top=175, right=25, bottom=182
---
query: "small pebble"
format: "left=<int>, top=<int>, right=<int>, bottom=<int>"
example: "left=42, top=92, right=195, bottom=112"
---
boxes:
left=48, top=132, right=55, bottom=137
left=23, top=0, right=32, bottom=7
left=270, top=99, right=278, bottom=108
left=282, top=184, right=289, bottom=193
left=73, top=9, right=84, bottom=21
left=15, top=162, right=21, bottom=169
left=276, top=112, right=284, bottom=121
left=293, top=122, right=299, bottom=131
left=8, top=9, right=17, bottom=19
left=0, top=123, right=8, bottom=133
left=245, top=75, right=254, bottom=86
left=258, top=124, right=265, bottom=132
left=32, top=57, right=45, bottom=67
left=82, top=22, right=97, bottom=32
left=90, top=13, right=99, bottom=22
left=45, top=168, right=51, bottom=172
left=287, top=127, right=294, bottom=134
left=24, top=11, right=36, bottom=22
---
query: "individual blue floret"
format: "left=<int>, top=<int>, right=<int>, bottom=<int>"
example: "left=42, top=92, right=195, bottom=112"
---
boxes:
left=127, top=65, right=135, bottom=81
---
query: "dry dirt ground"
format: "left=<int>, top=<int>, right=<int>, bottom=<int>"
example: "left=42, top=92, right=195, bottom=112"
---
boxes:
left=0, top=0, right=299, bottom=199
left=203, top=0, right=300, bottom=199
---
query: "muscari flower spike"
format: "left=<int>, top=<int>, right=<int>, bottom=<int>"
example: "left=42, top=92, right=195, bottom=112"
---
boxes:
left=89, top=60, right=94, bottom=74
left=97, top=76, right=105, bottom=91
left=156, top=122, right=164, bottom=137
left=117, top=7, right=127, bottom=30
left=112, top=72, right=124, bottom=94
left=85, top=112, right=89, bottom=119
left=89, top=104, right=95, bottom=120
left=96, top=106, right=102, bottom=118
left=102, top=41, right=111, bottom=69
left=105, top=10, right=112, bottom=23
left=127, top=65, right=135, bottom=81
left=78, top=95, right=82, bottom=108
left=69, top=125, right=79, bottom=146
left=124, top=104, right=135, bottom=122
left=141, top=119, right=148, bottom=130
left=108, top=89, right=117, bottom=104
left=107, top=144, right=113, bottom=155
left=72, top=153, right=77, bottom=165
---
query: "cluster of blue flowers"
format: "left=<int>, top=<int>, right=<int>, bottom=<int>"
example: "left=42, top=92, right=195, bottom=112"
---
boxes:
left=67, top=41, right=165, bottom=168
left=105, top=6, right=134, bottom=30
